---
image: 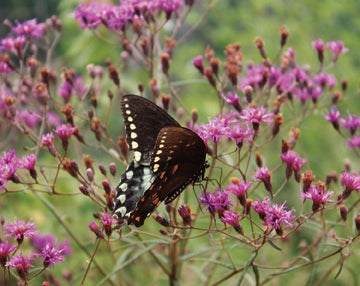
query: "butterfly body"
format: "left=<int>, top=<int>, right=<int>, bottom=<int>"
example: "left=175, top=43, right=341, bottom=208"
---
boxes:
left=113, top=94, right=207, bottom=227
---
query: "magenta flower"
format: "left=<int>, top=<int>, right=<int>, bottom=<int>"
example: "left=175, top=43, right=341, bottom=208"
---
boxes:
left=41, top=133, right=55, bottom=147
left=239, top=105, right=273, bottom=130
left=3, top=219, right=39, bottom=244
left=33, top=235, right=71, bottom=268
left=312, top=39, right=324, bottom=52
left=16, top=110, right=41, bottom=128
left=19, top=154, right=36, bottom=170
left=225, top=179, right=251, bottom=197
left=341, top=112, right=360, bottom=135
left=326, top=40, right=348, bottom=62
left=197, top=116, right=229, bottom=143
left=0, top=149, right=20, bottom=188
left=12, top=19, right=46, bottom=39
left=280, top=150, right=307, bottom=178
left=301, top=185, right=334, bottom=211
left=55, top=124, right=76, bottom=141
left=0, top=59, right=14, bottom=74
left=0, top=35, right=26, bottom=56
left=101, top=212, right=117, bottom=237
left=347, top=135, right=360, bottom=149
left=0, top=242, right=17, bottom=267
left=220, top=210, right=240, bottom=226
left=221, top=90, right=241, bottom=111
left=193, top=55, right=204, bottom=73
left=255, top=167, right=272, bottom=193
left=324, top=106, right=341, bottom=130
left=225, top=125, right=254, bottom=146
left=6, top=253, right=34, bottom=280
left=57, top=81, right=72, bottom=102
left=253, top=197, right=295, bottom=232
left=200, top=189, right=232, bottom=215
left=313, top=72, right=337, bottom=89
left=340, top=171, right=360, bottom=199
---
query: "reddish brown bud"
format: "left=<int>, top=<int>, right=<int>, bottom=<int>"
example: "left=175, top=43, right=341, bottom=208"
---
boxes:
left=355, top=214, right=360, bottom=233
left=178, top=205, right=192, bottom=225
left=79, top=184, right=89, bottom=196
left=341, top=79, right=347, bottom=92
left=210, top=57, right=220, bottom=76
left=118, top=136, right=129, bottom=159
left=302, top=170, right=315, bottom=193
left=109, top=163, right=117, bottom=177
left=161, top=53, right=171, bottom=75
left=339, top=204, right=348, bottom=221
left=243, top=85, right=253, bottom=103
left=244, top=199, right=252, bottom=215
left=204, top=67, right=216, bottom=88
left=325, top=171, right=337, bottom=186
left=102, top=179, right=111, bottom=195
left=149, top=78, right=159, bottom=98
left=272, top=113, right=284, bottom=136
left=280, top=26, right=289, bottom=48
left=332, top=91, right=341, bottom=104
left=255, top=37, right=267, bottom=59
left=255, top=152, right=262, bottom=168
left=107, top=64, right=120, bottom=87
left=155, top=215, right=171, bottom=227
left=191, top=109, right=198, bottom=123
left=98, top=164, right=107, bottom=176
left=161, top=94, right=171, bottom=112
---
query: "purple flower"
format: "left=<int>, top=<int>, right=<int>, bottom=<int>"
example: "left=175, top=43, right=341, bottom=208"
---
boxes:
left=220, top=210, right=240, bottom=227
left=225, top=179, right=251, bottom=197
left=253, top=197, right=295, bottom=232
left=280, top=151, right=307, bottom=172
left=301, top=185, right=334, bottom=211
left=16, top=110, right=41, bottom=128
left=0, top=150, right=20, bottom=188
left=239, top=63, right=266, bottom=90
left=312, top=39, right=324, bottom=52
left=324, top=106, right=341, bottom=130
left=313, top=72, right=337, bottom=89
left=239, top=105, right=273, bottom=130
left=0, top=242, right=17, bottom=267
left=221, top=90, right=240, bottom=110
left=200, top=189, right=232, bottom=215
left=41, top=133, right=55, bottom=147
left=255, top=166, right=272, bottom=194
left=347, top=135, right=360, bottom=149
left=12, top=19, right=46, bottom=39
left=326, top=40, right=348, bottom=62
left=32, top=234, right=71, bottom=267
left=0, top=59, right=14, bottom=74
left=19, top=154, right=36, bottom=170
left=225, top=125, right=254, bottom=146
left=6, top=253, right=34, bottom=279
left=3, top=219, right=39, bottom=243
left=340, top=172, right=360, bottom=192
left=55, top=124, right=76, bottom=141
left=101, top=212, right=117, bottom=237
left=193, top=55, right=204, bottom=73
left=0, top=35, right=26, bottom=56
left=341, top=112, right=360, bottom=135
left=57, top=81, right=72, bottom=102
left=197, top=116, right=229, bottom=143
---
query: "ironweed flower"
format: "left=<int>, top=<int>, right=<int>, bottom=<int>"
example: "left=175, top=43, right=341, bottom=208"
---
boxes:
left=6, top=253, right=34, bottom=280
left=324, top=106, right=341, bottom=131
left=200, top=188, right=232, bottom=216
left=255, top=166, right=272, bottom=194
left=239, top=105, right=273, bottom=131
left=341, top=112, right=360, bottom=135
left=225, top=178, right=252, bottom=206
left=340, top=171, right=360, bottom=199
left=326, top=40, right=348, bottom=62
left=253, top=197, right=295, bottom=235
left=0, top=242, right=17, bottom=267
left=301, top=185, right=334, bottom=211
left=12, top=19, right=46, bottom=39
left=220, top=210, right=243, bottom=234
left=3, top=218, right=39, bottom=244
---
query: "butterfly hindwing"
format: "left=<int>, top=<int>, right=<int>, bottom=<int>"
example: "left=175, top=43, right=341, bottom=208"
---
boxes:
left=127, top=126, right=207, bottom=227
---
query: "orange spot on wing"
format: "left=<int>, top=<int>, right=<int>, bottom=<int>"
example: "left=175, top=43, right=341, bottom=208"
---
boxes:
left=172, top=164, right=179, bottom=174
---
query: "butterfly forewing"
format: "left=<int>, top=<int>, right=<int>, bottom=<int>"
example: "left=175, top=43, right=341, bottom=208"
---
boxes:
left=120, top=94, right=180, bottom=163
left=128, top=126, right=207, bottom=227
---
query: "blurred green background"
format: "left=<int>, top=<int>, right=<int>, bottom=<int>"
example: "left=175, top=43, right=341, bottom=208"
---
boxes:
left=1, top=1, right=360, bottom=285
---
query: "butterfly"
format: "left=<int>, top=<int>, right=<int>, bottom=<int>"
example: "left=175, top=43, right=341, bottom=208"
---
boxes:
left=113, top=94, right=207, bottom=227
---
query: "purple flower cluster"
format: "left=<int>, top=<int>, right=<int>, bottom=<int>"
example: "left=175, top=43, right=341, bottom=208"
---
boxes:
left=1, top=218, right=71, bottom=281
left=0, top=150, right=37, bottom=190
left=74, top=0, right=183, bottom=30
left=252, top=197, right=295, bottom=233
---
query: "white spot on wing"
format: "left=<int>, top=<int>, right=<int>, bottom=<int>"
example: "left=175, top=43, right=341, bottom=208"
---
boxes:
left=132, top=141, right=139, bottom=149
left=126, top=170, right=133, bottom=179
left=134, top=151, right=142, bottom=161
left=118, top=207, right=127, bottom=216
left=153, top=163, right=159, bottom=172
left=154, top=156, right=160, bottom=162
left=118, top=183, right=127, bottom=192
left=125, top=110, right=131, bottom=115
left=128, top=116, right=133, bottom=122
left=118, top=194, right=126, bottom=204
left=130, top=123, right=136, bottom=130
left=131, top=132, right=137, bottom=139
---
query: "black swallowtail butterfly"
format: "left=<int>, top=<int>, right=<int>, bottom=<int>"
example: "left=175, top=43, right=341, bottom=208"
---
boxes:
left=113, top=94, right=207, bottom=227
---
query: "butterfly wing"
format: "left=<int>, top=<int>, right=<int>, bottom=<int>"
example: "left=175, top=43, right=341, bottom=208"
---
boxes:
left=114, top=95, right=180, bottom=221
left=128, top=126, right=207, bottom=227
left=120, top=94, right=180, bottom=163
